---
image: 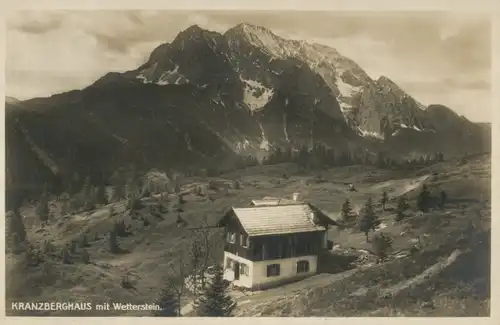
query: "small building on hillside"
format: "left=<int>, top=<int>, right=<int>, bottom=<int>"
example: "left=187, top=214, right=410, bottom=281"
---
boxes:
left=217, top=195, right=337, bottom=290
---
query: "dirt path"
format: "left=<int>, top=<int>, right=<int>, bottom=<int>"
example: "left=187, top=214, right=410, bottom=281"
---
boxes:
left=234, top=269, right=359, bottom=308
left=379, top=249, right=463, bottom=298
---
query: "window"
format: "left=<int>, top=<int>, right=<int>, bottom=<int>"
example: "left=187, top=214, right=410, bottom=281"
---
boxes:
left=227, top=232, right=236, bottom=243
left=266, top=264, right=281, bottom=277
left=239, top=263, right=249, bottom=276
left=297, top=260, right=310, bottom=273
left=241, top=233, right=250, bottom=248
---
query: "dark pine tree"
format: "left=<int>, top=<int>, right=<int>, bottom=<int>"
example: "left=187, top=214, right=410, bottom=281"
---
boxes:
left=108, top=229, right=119, bottom=253
left=81, top=176, right=93, bottom=202
left=439, top=190, right=448, bottom=209
left=395, top=195, right=410, bottom=221
left=380, top=191, right=389, bottom=211
left=359, top=197, right=380, bottom=242
left=95, top=182, right=108, bottom=205
left=341, top=199, right=353, bottom=223
left=297, top=145, right=310, bottom=169
left=194, top=264, right=236, bottom=317
left=417, top=184, right=432, bottom=212
left=6, top=210, right=27, bottom=249
left=36, top=190, right=50, bottom=223
left=154, top=285, right=180, bottom=316
left=371, top=232, right=393, bottom=263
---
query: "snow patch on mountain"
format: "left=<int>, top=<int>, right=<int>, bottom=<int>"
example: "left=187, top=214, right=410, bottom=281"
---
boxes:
left=357, top=127, right=384, bottom=140
left=336, top=72, right=361, bottom=99
left=157, top=66, right=190, bottom=85
left=399, top=123, right=423, bottom=132
left=240, top=77, right=274, bottom=111
left=136, top=63, right=190, bottom=85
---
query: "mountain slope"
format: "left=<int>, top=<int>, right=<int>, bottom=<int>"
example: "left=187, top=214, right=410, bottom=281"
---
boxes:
left=5, top=23, right=489, bottom=199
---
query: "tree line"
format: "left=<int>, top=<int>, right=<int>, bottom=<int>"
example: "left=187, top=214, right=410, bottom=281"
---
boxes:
left=258, top=144, right=445, bottom=170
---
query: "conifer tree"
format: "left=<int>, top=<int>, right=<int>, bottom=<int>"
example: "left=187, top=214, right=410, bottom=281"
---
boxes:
left=372, top=232, right=393, bottom=263
left=341, top=199, right=353, bottom=223
left=81, top=176, right=92, bottom=202
left=95, top=182, right=108, bottom=205
left=109, top=229, right=119, bottom=253
left=60, top=194, right=70, bottom=216
left=80, top=233, right=90, bottom=248
left=194, top=264, right=236, bottom=317
left=439, top=190, right=448, bottom=209
left=359, top=197, right=380, bottom=242
left=110, top=170, right=126, bottom=202
left=380, top=191, right=389, bottom=211
left=154, top=286, right=180, bottom=316
left=6, top=210, right=27, bottom=253
left=395, top=195, right=410, bottom=221
left=417, top=184, right=432, bottom=212
left=7, top=210, right=27, bottom=243
left=81, top=249, right=91, bottom=264
left=60, top=244, right=72, bottom=264
left=36, top=190, right=50, bottom=223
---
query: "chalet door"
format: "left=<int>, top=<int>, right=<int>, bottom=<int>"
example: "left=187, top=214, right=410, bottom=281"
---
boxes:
left=234, top=262, right=240, bottom=280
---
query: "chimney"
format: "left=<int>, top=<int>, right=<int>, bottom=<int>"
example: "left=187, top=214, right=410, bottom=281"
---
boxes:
left=292, top=192, right=300, bottom=201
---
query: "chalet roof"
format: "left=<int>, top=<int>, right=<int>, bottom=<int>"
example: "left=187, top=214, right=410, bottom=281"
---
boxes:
left=231, top=203, right=327, bottom=236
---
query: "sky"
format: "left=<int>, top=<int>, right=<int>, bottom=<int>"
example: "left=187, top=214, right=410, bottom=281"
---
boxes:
left=6, top=10, right=491, bottom=122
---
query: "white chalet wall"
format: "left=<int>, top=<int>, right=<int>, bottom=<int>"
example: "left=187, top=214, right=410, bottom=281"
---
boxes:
left=252, top=255, right=318, bottom=289
left=223, top=251, right=254, bottom=288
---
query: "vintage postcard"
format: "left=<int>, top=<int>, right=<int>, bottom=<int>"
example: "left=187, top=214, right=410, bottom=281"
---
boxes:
left=2, top=0, right=495, bottom=321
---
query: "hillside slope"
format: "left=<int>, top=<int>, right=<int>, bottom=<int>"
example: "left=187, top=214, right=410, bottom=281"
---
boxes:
left=5, top=154, right=490, bottom=316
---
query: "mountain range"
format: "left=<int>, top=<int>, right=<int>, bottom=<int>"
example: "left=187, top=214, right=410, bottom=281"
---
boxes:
left=5, top=23, right=491, bottom=199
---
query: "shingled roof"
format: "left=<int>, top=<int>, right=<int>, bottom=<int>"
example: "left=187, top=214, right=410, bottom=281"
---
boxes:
left=223, top=203, right=334, bottom=237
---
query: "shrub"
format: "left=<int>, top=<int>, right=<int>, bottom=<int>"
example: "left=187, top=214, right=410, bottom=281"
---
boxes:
left=127, top=196, right=144, bottom=211
left=61, top=245, right=72, bottom=264
left=81, top=249, right=91, bottom=264
left=42, top=240, right=55, bottom=254
left=120, top=276, right=134, bottom=289
left=80, top=234, right=90, bottom=248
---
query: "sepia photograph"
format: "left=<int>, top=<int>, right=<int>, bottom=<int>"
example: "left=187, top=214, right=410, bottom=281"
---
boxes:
left=4, top=8, right=492, bottom=317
